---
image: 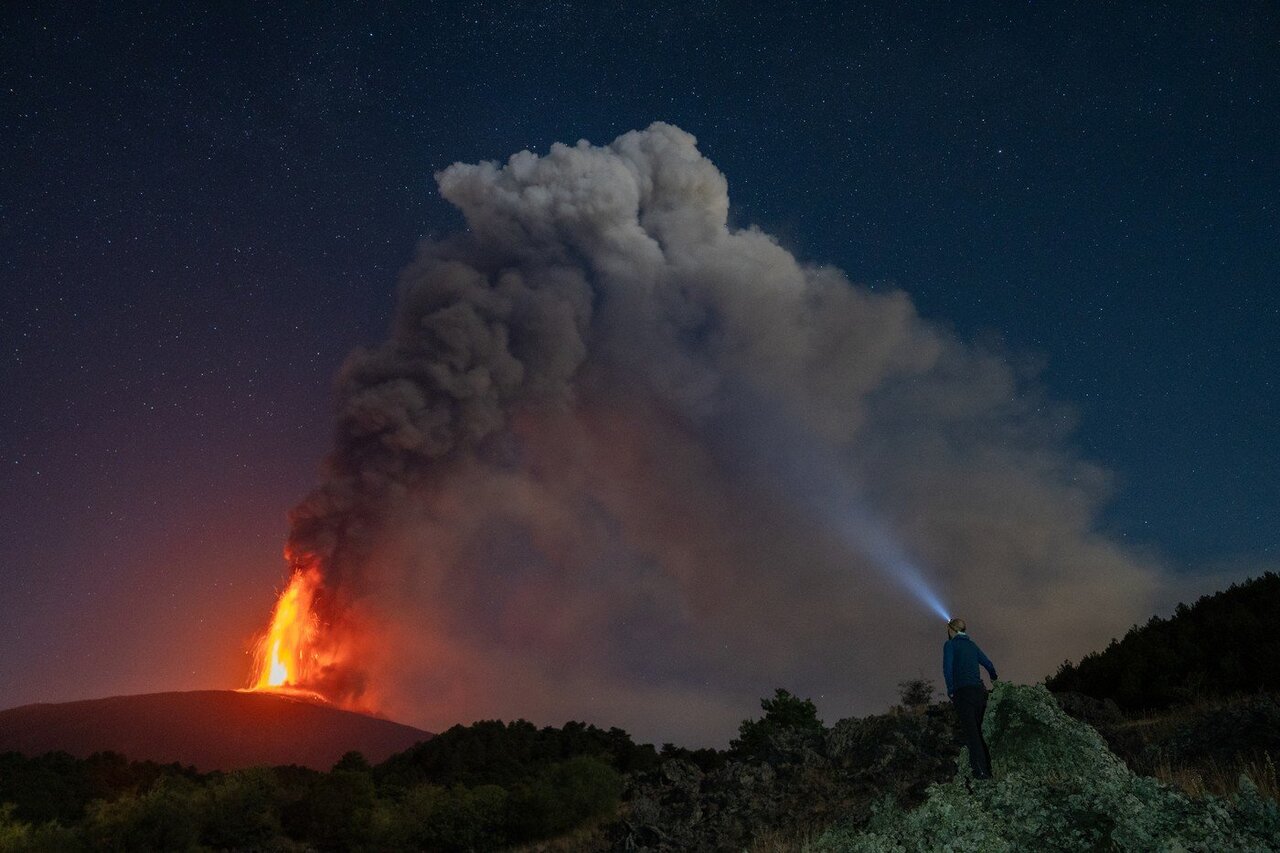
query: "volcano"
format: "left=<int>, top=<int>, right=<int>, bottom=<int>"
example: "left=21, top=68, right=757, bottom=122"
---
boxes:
left=0, top=690, right=430, bottom=771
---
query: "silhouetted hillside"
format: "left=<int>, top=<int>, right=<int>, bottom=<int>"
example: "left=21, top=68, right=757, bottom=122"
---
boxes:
left=0, top=690, right=430, bottom=771
left=1048, top=572, right=1280, bottom=710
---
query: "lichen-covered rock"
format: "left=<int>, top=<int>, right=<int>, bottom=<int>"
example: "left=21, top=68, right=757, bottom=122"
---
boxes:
left=808, top=682, right=1280, bottom=852
left=983, top=681, right=1128, bottom=782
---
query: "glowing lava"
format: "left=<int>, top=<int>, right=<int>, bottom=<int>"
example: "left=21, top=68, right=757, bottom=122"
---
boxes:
left=248, top=564, right=328, bottom=698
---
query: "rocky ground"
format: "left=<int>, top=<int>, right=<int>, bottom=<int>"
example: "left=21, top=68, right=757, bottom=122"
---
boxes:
left=599, top=686, right=1280, bottom=852
left=810, top=683, right=1280, bottom=851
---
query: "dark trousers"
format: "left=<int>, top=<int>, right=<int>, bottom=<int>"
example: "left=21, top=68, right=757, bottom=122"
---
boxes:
left=953, top=685, right=992, bottom=779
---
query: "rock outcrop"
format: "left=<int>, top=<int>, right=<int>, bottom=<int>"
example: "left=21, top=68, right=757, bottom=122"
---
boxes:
left=810, top=683, right=1280, bottom=852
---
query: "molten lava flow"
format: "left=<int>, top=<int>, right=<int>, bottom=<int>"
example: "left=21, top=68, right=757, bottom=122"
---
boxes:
left=248, top=564, right=328, bottom=698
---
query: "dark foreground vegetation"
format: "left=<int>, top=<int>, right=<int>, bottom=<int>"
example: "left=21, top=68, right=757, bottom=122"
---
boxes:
left=0, top=720, right=646, bottom=851
left=0, top=685, right=961, bottom=852
left=2, top=573, right=1279, bottom=851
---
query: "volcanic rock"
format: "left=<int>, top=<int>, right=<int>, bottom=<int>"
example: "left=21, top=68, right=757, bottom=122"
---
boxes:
left=0, top=690, right=430, bottom=771
left=808, top=683, right=1280, bottom=851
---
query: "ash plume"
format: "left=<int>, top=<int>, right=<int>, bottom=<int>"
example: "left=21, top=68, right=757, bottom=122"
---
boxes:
left=287, top=123, right=1162, bottom=743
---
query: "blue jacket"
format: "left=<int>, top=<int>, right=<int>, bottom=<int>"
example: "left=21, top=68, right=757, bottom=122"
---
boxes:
left=943, top=633, right=997, bottom=696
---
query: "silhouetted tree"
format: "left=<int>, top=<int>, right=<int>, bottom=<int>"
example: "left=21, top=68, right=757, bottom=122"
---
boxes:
left=84, top=776, right=202, bottom=851
left=730, top=688, right=825, bottom=760
left=898, top=678, right=936, bottom=708
left=200, top=767, right=283, bottom=850
left=375, top=718, right=656, bottom=788
left=298, top=768, right=376, bottom=850
left=332, top=750, right=369, bottom=772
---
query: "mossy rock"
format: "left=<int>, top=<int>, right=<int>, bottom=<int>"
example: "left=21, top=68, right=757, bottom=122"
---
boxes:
left=808, top=683, right=1280, bottom=852
left=982, top=681, right=1127, bottom=783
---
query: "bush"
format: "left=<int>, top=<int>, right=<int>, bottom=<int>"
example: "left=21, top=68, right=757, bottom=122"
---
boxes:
left=375, top=718, right=656, bottom=788
left=296, top=768, right=376, bottom=850
left=200, top=767, right=284, bottom=850
left=508, top=755, right=623, bottom=840
left=0, top=804, right=82, bottom=853
left=731, top=689, right=825, bottom=761
left=896, top=679, right=935, bottom=709
left=0, top=753, right=84, bottom=826
left=84, top=776, right=203, bottom=852
left=384, top=783, right=509, bottom=852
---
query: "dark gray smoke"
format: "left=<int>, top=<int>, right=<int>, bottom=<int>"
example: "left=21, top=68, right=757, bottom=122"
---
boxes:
left=289, top=123, right=1163, bottom=744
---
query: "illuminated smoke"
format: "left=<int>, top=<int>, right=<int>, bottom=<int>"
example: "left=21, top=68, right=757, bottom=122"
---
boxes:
left=274, top=123, right=1162, bottom=742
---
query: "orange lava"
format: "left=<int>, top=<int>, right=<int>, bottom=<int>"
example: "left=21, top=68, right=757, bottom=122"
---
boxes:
left=248, top=564, right=328, bottom=697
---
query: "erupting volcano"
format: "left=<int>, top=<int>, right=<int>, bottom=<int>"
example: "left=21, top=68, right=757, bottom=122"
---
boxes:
left=231, top=123, right=1163, bottom=743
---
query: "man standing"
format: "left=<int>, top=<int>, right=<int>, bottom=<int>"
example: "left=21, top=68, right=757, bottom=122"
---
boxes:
left=943, top=617, right=997, bottom=780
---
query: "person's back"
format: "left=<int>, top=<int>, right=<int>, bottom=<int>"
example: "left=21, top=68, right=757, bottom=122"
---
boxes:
left=944, top=632, right=996, bottom=694
left=943, top=618, right=997, bottom=779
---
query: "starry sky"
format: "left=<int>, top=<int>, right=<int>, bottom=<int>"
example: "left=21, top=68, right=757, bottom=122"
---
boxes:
left=2, top=3, right=1276, bottom=728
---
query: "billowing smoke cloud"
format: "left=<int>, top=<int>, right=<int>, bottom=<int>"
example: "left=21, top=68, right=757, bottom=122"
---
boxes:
left=289, top=123, right=1162, bottom=744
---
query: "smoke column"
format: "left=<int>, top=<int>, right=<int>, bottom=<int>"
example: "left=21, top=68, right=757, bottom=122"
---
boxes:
left=279, top=123, right=1162, bottom=742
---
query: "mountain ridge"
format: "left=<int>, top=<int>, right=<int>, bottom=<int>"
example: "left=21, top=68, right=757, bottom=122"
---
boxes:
left=0, top=689, right=431, bottom=771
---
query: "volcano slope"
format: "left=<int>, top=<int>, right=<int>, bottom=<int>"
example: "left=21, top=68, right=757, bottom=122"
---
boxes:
left=0, top=690, right=430, bottom=771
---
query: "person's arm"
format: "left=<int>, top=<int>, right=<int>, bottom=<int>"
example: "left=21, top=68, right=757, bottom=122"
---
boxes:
left=943, top=641, right=955, bottom=698
left=977, top=646, right=998, bottom=683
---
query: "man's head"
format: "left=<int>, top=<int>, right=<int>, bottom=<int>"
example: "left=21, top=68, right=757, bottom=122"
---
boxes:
left=947, top=617, right=967, bottom=638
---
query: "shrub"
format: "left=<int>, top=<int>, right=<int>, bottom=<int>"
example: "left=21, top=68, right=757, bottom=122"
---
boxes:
left=200, top=767, right=284, bottom=850
left=732, top=689, right=826, bottom=761
left=84, top=776, right=203, bottom=852
left=896, top=679, right=935, bottom=710
left=508, top=756, right=623, bottom=840
left=296, top=768, right=377, bottom=850
left=0, top=804, right=82, bottom=853
left=375, top=718, right=656, bottom=788
left=386, top=783, right=509, bottom=852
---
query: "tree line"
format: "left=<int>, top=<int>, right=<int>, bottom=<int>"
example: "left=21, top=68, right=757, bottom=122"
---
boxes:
left=1048, top=571, right=1279, bottom=710
left=0, top=690, right=846, bottom=851
left=0, top=719, right=652, bottom=851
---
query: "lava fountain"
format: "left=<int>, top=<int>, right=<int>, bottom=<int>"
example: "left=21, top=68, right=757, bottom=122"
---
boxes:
left=251, top=565, right=319, bottom=689
left=245, top=562, right=345, bottom=704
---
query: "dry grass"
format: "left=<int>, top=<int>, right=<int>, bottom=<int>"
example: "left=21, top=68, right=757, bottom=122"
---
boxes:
left=1146, top=752, right=1278, bottom=802
left=746, top=825, right=822, bottom=853
left=504, top=811, right=616, bottom=852
left=1115, top=695, right=1230, bottom=738
left=1105, top=693, right=1280, bottom=802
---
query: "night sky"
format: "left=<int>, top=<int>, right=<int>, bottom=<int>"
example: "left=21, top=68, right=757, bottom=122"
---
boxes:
left=2, top=3, right=1277, bottom=738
